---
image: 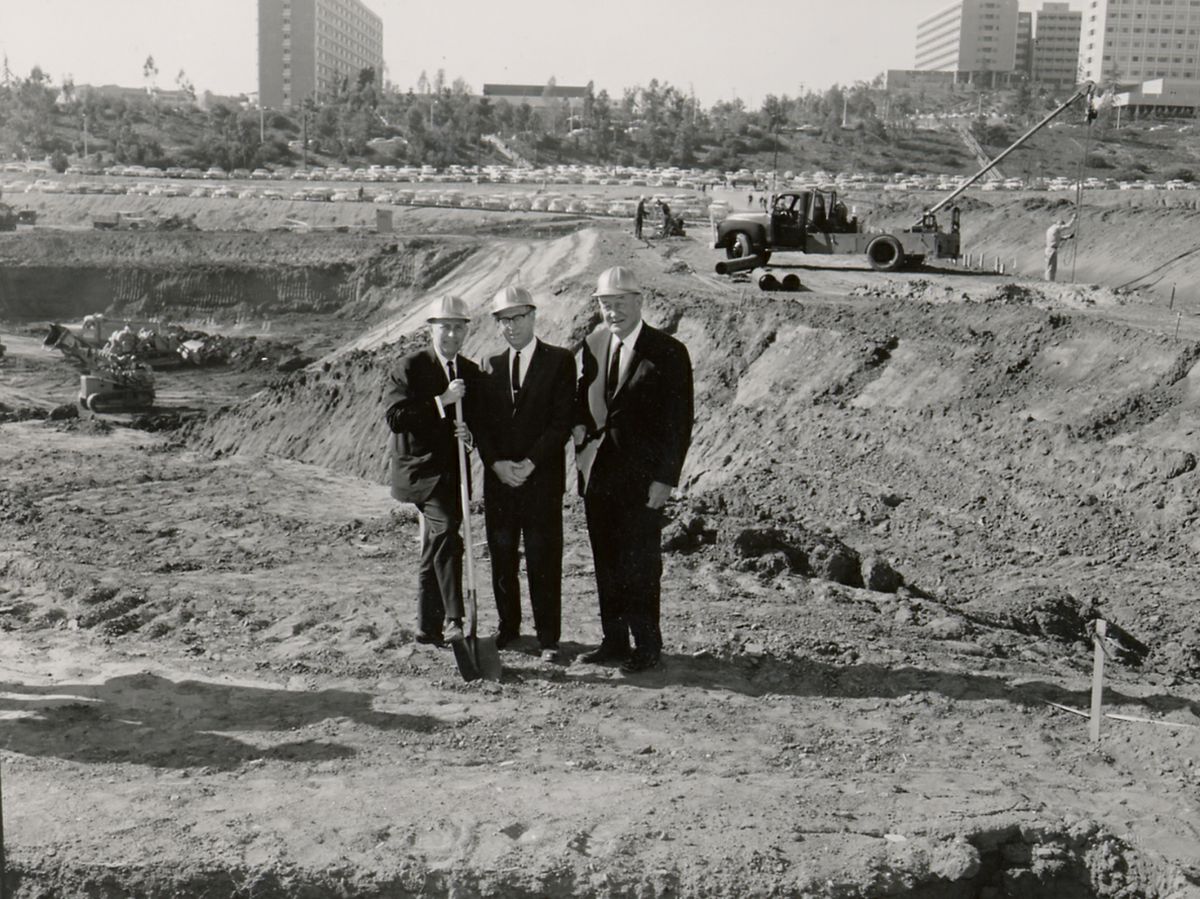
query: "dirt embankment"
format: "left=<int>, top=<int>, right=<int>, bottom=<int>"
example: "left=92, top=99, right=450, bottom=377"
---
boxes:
left=0, top=231, right=481, bottom=324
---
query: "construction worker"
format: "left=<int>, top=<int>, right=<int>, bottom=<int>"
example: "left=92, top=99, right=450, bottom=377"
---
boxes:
left=634, top=196, right=646, bottom=240
left=1044, top=213, right=1075, bottom=282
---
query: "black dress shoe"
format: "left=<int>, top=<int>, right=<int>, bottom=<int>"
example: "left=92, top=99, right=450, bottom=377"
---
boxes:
left=579, top=644, right=631, bottom=665
left=415, top=632, right=444, bottom=646
left=493, top=631, right=519, bottom=650
left=620, top=652, right=662, bottom=674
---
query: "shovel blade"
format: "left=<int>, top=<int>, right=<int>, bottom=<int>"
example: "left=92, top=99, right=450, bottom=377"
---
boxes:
left=474, top=635, right=502, bottom=681
left=451, top=636, right=502, bottom=683
left=451, top=638, right=482, bottom=682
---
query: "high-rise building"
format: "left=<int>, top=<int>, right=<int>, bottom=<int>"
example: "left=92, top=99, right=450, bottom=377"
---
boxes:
left=258, top=0, right=383, bottom=109
left=1032, top=2, right=1083, bottom=89
left=915, top=0, right=1020, bottom=82
left=1080, top=0, right=1200, bottom=86
left=1017, top=11, right=1035, bottom=76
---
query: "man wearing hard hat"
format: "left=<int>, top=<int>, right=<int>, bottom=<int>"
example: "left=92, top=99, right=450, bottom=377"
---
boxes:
left=574, top=266, right=694, bottom=674
left=384, top=295, right=482, bottom=646
left=1044, top=212, right=1075, bottom=282
left=474, top=286, right=576, bottom=663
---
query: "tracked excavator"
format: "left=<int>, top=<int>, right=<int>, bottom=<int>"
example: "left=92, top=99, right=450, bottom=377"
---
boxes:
left=714, top=82, right=1097, bottom=272
left=43, top=323, right=157, bottom=412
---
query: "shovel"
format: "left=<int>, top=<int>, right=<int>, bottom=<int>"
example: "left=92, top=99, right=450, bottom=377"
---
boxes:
left=450, top=399, right=502, bottom=682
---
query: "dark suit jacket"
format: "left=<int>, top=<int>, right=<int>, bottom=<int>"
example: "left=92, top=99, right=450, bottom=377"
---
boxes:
left=575, top=323, right=693, bottom=495
left=475, top=339, right=575, bottom=499
left=384, top=348, right=482, bottom=504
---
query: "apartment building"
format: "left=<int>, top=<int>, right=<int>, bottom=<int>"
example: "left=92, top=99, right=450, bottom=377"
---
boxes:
left=1033, top=2, right=1084, bottom=88
left=1080, top=0, right=1200, bottom=85
left=915, top=0, right=1021, bottom=82
left=258, top=0, right=384, bottom=109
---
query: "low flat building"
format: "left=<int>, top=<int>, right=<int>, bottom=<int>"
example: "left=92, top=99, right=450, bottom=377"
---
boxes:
left=481, top=83, right=589, bottom=109
left=1114, top=76, right=1200, bottom=116
left=885, top=69, right=958, bottom=91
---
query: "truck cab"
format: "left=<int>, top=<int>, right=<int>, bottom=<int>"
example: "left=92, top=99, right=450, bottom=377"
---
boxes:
left=714, top=190, right=858, bottom=259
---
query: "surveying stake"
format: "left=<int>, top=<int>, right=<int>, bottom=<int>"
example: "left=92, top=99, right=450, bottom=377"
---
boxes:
left=1088, top=619, right=1108, bottom=743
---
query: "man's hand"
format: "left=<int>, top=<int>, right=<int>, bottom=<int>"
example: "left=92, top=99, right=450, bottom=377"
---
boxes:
left=646, top=480, right=673, bottom=510
left=440, top=378, right=466, bottom=407
left=511, top=459, right=534, bottom=485
left=572, top=424, right=587, bottom=446
left=492, top=460, right=522, bottom=488
left=453, top=421, right=473, bottom=451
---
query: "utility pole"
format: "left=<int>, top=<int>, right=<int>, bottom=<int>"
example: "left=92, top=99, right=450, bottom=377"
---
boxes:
left=301, top=106, right=308, bottom=170
left=82, top=113, right=88, bottom=158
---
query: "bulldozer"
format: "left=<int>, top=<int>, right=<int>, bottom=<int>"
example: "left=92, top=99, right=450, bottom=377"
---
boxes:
left=78, top=364, right=156, bottom=413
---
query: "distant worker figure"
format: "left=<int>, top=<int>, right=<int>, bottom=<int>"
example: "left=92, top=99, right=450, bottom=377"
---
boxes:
left=634, top=195, right=646, bottom=240
left=1044, top=213, right=1076, bottom=282
left=747, top=193, right=754, bottom=207
left=660, top=201, right=671, bottom=238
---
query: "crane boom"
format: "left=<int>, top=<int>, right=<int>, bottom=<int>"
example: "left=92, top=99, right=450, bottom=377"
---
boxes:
left=920, top=82, right=1095, bottom=225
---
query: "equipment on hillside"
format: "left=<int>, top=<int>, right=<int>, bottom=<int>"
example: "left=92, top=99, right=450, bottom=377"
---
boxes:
left=714, top=83, right=1097, bottom=271
left=450, top=400, right=502, bottom=683
left=0, top=202, right=18, bottom=231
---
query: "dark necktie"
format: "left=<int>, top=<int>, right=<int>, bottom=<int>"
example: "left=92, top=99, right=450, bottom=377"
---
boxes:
left=511, top=350, right=521, bottom=401
left=606, top=340, right=622, bottom=403
left=446, top=358, right=456, bottom=382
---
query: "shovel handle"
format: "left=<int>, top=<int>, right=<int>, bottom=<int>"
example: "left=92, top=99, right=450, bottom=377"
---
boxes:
left=454, top=399, right=476, bottom=635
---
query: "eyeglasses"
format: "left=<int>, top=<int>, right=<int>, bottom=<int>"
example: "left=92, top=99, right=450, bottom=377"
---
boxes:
left=495, top=311, right=532, bottom=326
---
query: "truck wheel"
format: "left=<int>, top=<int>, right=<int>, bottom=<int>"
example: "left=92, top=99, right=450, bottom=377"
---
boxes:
left=726, top=232, right=753, bottom=259
left=866, top=235, right=904, bottom=272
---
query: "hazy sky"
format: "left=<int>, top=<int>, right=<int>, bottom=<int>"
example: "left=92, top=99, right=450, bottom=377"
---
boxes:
left=0, top=0, right=1067, bottom=107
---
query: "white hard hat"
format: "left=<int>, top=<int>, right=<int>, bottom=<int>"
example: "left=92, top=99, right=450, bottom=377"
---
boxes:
left=490, top=285, right=536, bottom=316
left=592, top=266, right=641, bottom=298
left=425, top=295, right=471, bottom=322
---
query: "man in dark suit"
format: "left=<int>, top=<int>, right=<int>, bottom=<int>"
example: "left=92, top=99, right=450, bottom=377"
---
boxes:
left=574, top=266, right=694, bottom=673
left=384, top=295, right=481, bottom=646
left=475, top=286, right=575, bottom=663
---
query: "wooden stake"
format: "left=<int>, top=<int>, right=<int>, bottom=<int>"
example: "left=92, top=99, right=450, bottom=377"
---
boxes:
left=1090, top=619, right=1107, bottom=743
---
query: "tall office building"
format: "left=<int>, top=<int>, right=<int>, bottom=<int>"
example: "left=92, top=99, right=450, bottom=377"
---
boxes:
left=1017, top=11, right=1035, bottom=76
left=258, top=0, right=384, bottom=109
left=1032, top=2, right=1083, bottom=89
left=1080, top=0, right=1200, bottom=85
left=915, top=0, right=1020, bottom=81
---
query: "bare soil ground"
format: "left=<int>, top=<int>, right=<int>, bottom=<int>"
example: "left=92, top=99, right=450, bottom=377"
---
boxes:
left=1, top=190, right=1199, bottom=898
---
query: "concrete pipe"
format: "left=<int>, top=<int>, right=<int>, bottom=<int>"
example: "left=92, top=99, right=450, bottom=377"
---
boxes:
left=753, top=268, right=779, bottom=291
left=715, top=255, right=765, bottom=275
left=780, top=273, right=801, bottom=291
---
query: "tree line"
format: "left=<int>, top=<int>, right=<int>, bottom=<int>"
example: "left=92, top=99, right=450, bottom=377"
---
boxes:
left=0, top=61, right=1093, bottom=173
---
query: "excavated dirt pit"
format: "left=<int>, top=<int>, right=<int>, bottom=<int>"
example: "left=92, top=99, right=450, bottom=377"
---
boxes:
left=1, top=196, right=1199, bottom=898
